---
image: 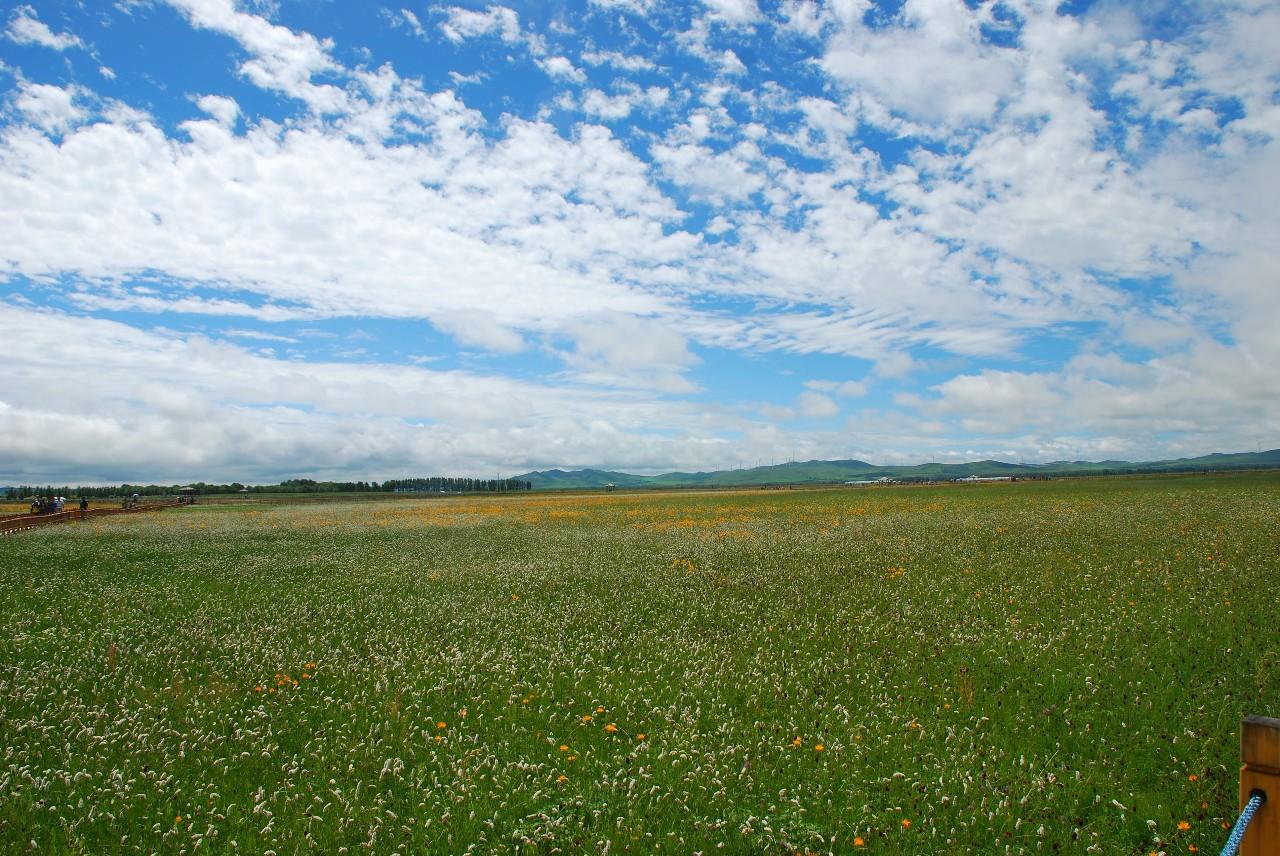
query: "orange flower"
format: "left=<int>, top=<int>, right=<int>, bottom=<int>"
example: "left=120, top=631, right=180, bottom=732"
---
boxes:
left=582, top=714, right=592, bottom=722
left=901, top=819, right=911, bottom=829
left=814, top=744, right=825, bottom=752
left=636, top=733, right=646, bottom=741
left=792, top=736, right=803, bottom=747
left=853, top=837, right=865, bottom=847
left=556, top=774, right=567, bottom=783
left=604, top=723, right=618, bottom=733
left=1178, top=821, right=1190, bottom=831
left=1188, top=774, right=1198, bottom=781
left=559, top=744, right=569, bottom=752
left=436, top=721, right=447, bottom=729
left=595, top=706, right=605, bottom=713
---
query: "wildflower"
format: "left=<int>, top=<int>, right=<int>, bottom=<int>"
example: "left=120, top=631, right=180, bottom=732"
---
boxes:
left=175, top=816, right=182, bottom=824
left=567, top=755, right=577, bottom=761
left=556, top=775, right=567, bottom=783
left=853, top=837, right=865, bottom=847
left=559, top=745, right=569, bottom=752
left=604, top=723, right=618, bottom=733
left=254, top=685, right=263, bottom=693
left=1188, top=774, right=1197, bottom=781
left=1178, top=821, right=1190, bottom=831
left=595, top=705, right=605, bottom=713
left=459, top=708, right=467, bottom=718
left=304, top=662, right=316, bottom=670
left=814, top=744, right=825, bottom=752
left=636, top=734, right=646, bottom=741
left=582, top=714, right=592, bottom=723
left=436, top=721, right=446, bottom=729
left=792, top=736, right=803, bottom=747
left=901, top=819, right=911, bottom=829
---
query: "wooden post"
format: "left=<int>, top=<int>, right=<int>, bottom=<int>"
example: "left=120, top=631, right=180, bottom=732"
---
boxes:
left=1240, top=714, right=1279, bottom=856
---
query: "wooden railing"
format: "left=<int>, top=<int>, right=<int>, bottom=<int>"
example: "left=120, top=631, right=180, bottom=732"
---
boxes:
left=0, top=502, right=178, bottom=535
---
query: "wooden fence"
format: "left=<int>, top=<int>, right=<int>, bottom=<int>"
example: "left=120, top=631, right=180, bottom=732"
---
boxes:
left=0, top=502, right=179, bottom=536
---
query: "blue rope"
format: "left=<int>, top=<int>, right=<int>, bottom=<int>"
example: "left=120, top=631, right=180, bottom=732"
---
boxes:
left=1220, top=789, right=1266, bottom=856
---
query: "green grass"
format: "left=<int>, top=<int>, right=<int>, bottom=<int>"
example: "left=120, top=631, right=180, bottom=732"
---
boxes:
left=2, top=472, right=1278, bottom=853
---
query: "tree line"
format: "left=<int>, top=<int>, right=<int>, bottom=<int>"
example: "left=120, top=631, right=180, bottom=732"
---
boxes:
left=5, top=476, right=533, bottom=498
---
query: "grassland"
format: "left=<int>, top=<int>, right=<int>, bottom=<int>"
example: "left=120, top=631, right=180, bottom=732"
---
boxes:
left=2, top=472, right=1278, bottom=854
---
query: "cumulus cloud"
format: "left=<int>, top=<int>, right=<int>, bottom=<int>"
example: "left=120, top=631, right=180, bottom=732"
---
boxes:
left=5, top=5, right=84, bottom=51
left=437, top=4, right=522, bottom=45
left=1, top=0, right=1277, bottom=480
left=13, top=82, right=87, bottom=134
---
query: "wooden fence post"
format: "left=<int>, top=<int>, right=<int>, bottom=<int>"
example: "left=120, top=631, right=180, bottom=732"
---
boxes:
left=1241, top=714, right=1279, bottom=855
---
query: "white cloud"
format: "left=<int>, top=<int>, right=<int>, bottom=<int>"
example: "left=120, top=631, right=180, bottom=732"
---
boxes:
left=796, top=390, right=839, bottom=418
left=806, top=379, right=868, bottom=398
left=5, top=5, right=84, bottom=51
left=166, top=0, right=349, bottom=113
left=437, top=4, right=521, bottom=45
left=195, top=93, right=239, bottom=127
left=432, top=309, right=525, bottom=354
left=822, top=0, right=1019, bottom=129
left=579, top=49, right=657, bottom=72
left=586, top=0, right=659, bottom=16
left=703, top=0, right=761, bottom=26
left=537, top=55, right=586, bottom=83
left=560, top=312, right=701, bottom=393
left=12, top=82, right=87, bottom=134
left=581, top=85, right=669, bottom=119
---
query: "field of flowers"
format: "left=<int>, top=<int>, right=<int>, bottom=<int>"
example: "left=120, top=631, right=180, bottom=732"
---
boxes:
left=2, top=472, right=1278, bottom=854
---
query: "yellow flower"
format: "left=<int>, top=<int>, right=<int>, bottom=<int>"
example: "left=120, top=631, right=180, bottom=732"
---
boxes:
left=175, top=815, right=182, bottom=824
left=814, top=744, right=825, bottom=752
left=604, top=723, right=618, bottom=733
left=567, top=754, right=577, bottom=761
left=595, top=705, right=605, bottom=713
left=582, top=714, right=592, bottom=722
left=556, top=774, right=567, bottom=783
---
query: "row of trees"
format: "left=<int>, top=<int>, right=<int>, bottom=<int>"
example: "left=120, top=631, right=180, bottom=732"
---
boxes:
left=5, top=477, right=533, bottom=498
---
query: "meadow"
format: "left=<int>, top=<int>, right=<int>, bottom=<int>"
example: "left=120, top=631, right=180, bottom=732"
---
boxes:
left=1, top=473, right=1278, bottom=854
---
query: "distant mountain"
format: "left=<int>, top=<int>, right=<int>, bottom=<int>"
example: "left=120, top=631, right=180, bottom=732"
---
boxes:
left=515, top=449, right=1280, bottom=490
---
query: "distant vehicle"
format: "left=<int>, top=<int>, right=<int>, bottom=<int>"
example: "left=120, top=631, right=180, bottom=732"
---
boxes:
left=844, top=476, right=898, bottom=486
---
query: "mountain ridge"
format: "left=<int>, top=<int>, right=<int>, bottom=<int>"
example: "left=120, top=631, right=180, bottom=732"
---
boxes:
left=513, top=449, right=1280, bottom=490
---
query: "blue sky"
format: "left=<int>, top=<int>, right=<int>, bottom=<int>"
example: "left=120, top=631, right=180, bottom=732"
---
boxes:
left=1, top=0, right=1278, bottom=483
